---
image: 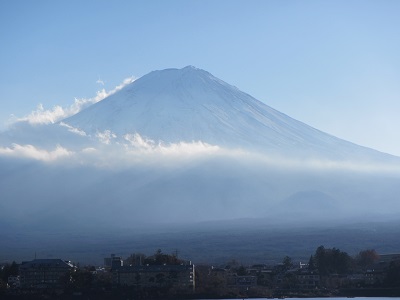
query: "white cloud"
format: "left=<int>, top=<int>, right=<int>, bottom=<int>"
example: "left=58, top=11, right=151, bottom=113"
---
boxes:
left=16, top=104, right=66, bottom=125
left=245, top=151, right=400, bottom=174
left=14, top=76, right=136, bottom=125
left=0, top=144, right=72, bottom=162
left=82, top=147, right=97, bottom=153
left=96, top=78, right=105, bottom=86
left=123, top=133, right=221, bottom=157
left=123, top=133, right=156, bottom=151
left=1, top=130, right=399, bottom=174
left=96, top=130, right=117, bottom=145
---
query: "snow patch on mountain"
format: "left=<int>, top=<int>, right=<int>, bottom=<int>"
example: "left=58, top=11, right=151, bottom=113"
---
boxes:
left=59, top=122, right=87, bottom=136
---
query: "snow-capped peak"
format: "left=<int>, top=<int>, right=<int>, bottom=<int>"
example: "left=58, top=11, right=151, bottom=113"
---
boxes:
left=61, top=66, right=397, bottom=161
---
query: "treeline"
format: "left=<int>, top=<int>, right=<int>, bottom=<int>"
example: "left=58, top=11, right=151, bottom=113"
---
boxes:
left=271, top=246, right=400, bottom=293
left=307, top=246, right=380, bottom=275
left=124, top=249, right=185, bottom=266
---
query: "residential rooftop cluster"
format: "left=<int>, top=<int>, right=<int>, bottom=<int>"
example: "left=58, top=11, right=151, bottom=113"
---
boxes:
left=1, top=247, right=400, bottom=299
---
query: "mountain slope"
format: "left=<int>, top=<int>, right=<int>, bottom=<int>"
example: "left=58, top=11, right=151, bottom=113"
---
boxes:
left=63, top=66, right=395, bottom=161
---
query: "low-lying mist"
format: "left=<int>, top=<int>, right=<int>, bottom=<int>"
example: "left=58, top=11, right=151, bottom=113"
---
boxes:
left=1, top=146, right=399, bottom=231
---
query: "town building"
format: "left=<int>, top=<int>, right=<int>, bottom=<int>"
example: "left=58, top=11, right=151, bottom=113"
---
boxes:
left=8, top=275, right=20, bottom=288
left=112, top=264, right=195, bottom=291
left=365, top=269, right=385, bottom=285
left=104, top=254, right=123, bottom=270
left=296, top=271, right=320, bottom=289
left=227, top=274, right=257, bottom=288
left=379, top=253, right=400, bottom=264
left=19, top=259, right=74, bottom=289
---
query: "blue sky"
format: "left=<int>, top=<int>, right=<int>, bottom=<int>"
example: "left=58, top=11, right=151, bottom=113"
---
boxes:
left=1, top=0, right=400, bottom=155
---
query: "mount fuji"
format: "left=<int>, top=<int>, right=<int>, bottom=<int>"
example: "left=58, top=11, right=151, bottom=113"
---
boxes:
left=61, top=66, right=396, bottom=162
left=1, top=66, right=400, bottom=263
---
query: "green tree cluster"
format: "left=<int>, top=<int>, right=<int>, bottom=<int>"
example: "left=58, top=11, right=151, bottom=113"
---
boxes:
left=312, top=245, right=352, bottom=275
left=126, top=249, right=184, bottom=266
left=355, top=249, right=379, bottom=268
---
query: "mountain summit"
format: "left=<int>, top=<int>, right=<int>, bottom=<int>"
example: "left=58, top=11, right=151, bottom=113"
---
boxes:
left=63, top=66, right=393, bottom=161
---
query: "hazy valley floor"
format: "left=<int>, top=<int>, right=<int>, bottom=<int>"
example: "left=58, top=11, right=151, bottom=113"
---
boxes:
left=2, top=218, right=400, bottom=265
